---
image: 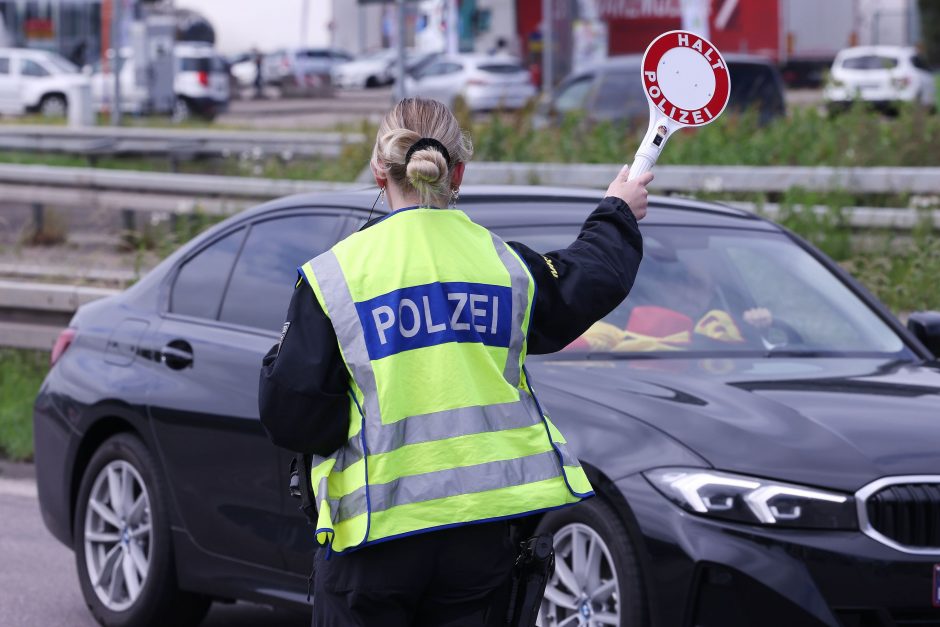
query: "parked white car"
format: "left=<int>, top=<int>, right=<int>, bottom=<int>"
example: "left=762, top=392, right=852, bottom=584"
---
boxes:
left=824, top=46, right=936, bottom=110
left=0, top=47, right=89, bottom=117
left=228, top=52, right=259, bottom=89
left=331, top=49, right=397, bottom=88
left=402, top=54, right=535, bottom=111
left=91, top=43, right=229, bottom=121
left=174, top=42, right=229, bottom=120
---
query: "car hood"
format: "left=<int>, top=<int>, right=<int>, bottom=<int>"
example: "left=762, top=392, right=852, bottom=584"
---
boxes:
left=529, top=357, right=940, bottom=491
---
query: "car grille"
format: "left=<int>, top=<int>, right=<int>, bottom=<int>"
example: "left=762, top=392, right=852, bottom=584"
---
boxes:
left=865, top=482, right=940, bottom=549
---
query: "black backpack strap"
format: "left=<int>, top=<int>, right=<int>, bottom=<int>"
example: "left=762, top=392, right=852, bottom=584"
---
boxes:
left=289, top=453, right=318, bottom=525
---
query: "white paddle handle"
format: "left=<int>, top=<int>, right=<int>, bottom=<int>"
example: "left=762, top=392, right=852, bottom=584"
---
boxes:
left=628, top=116, right=671, bottom=181
left=627, top=154, right=655, bottom=181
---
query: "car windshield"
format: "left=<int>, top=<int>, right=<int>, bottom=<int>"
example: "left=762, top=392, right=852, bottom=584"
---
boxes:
left=498, top=224, right=907, bottom=358
left=45, top=53, right=78, bottom=74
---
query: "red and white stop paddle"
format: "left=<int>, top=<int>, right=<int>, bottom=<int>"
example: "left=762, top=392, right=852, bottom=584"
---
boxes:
left=628, top=30, right=731, bottom=181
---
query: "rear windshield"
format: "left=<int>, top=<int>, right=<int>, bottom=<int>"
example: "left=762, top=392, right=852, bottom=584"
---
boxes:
left=478, top=63, right=525, bottom=74
left=842, top=55, right=899, bottom=70
left=180, top=57, right=211, bottom=72
left=727, top=62, right=783, bottom=114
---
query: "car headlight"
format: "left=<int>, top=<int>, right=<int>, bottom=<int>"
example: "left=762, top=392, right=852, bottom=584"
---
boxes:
left=644, top=467, right=857, bottom=530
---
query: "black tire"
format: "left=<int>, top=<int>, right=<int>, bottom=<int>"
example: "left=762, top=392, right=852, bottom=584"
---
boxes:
left=73, top=433, right=211, bottom=627
left=536, top=497, right=646, bottom=627
left=39, top=94, right=67, bottom=117
left=171, top=98, right=192, bottom=123
left=365, top=75, right=379, bottom=88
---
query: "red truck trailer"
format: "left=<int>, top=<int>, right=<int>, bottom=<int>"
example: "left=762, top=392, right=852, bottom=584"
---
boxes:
left=517, top=0, right=858, bottom=86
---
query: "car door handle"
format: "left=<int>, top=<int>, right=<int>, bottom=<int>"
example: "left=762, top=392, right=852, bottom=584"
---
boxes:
left=161, top=339, right=193, bottom=370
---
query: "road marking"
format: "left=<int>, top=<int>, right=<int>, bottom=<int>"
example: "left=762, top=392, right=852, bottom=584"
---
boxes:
left=0, top=478, right=38, bottom=498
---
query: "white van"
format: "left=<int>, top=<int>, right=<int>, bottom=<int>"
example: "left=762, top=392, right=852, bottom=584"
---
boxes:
left=0, top=48, right=90, bottom=117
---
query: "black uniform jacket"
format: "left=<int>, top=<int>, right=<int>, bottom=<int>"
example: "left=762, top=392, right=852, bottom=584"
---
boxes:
left=259, top=196, right=643, bottom=456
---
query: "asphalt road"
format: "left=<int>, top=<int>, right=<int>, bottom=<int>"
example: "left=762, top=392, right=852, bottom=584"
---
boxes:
left=0, top=476, right=308, bottom=627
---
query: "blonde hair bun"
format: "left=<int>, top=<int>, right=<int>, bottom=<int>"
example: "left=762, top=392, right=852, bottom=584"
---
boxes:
left=371, top=98, right=474, bottom=208
left=406, top=147, right=448, bottom=190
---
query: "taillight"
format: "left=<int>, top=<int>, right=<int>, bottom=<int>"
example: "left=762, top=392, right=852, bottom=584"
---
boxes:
left=198, top=70, right=209, bottom=86
left=51, top=328, right=76, bottom=366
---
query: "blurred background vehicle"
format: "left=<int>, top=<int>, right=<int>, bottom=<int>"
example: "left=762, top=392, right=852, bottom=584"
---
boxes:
left=227, top=51, right=258, bottom=90
left=824, top=45, right=936, bottom=112
left=262, top=47, right=351, bottom=91
left=402, top=54, right=536, bottom=111
left=534, top=54, right=787, bottom=129
left=90, top=42, right=228, bottom=122
left=173, top=42, right=229, bottom=121
left=0, top=47, right=87, bottom=117
left=331, top=49, right=398, bottom=89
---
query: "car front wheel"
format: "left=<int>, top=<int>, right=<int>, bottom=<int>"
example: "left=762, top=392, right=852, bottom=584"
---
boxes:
left=73, top=433, right=210, bottom=627
left=39, top=94, right=67, bottom=117
left=537, top=496, right=646, bottom=627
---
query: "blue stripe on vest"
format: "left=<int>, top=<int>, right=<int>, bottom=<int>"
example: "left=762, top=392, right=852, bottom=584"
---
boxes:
left=355, top=281, right=512, bottom=360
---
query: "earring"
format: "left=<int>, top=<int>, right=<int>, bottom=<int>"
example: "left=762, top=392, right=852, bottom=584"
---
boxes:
left=379, top=187, right=386, bottom=205
left=450, top=188, right=459, bottom=209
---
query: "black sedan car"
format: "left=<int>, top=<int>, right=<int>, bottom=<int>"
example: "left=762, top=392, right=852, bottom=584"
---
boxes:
left=34, top=187, right=940, bottom=627
left=534, top=54, right=787, bottom=129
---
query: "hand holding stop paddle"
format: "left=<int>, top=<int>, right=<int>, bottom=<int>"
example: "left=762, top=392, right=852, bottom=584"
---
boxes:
left=607, top=30, right=732, bottom=218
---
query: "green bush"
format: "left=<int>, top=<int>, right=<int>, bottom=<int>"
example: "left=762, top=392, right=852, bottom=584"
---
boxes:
left=0, top=349, right=48, bottom=461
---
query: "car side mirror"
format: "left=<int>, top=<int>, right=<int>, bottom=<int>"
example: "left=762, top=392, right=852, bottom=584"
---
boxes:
left=907, top=311, right=940, bottom=358
left=82, top=65, right=93, bottom=76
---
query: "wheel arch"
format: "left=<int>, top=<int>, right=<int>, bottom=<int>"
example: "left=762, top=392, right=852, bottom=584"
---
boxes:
left=581, top=461, right=659, bottom=627
left=40, top=91, right=68, bottom=106
left=69, top=412, right=146, bottom=542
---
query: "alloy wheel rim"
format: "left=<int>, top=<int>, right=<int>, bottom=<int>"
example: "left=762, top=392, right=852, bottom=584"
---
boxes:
left=539, top=522, right=620, bottom=627
left=83, top=460, right=152, bottom=612
left=42, top=98, right=65, bottom=117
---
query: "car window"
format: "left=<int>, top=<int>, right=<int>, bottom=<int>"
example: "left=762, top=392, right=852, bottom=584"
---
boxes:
left=727, top=63, right=783, bottom=116
left=554, top=75, right=594, bottom=113
left=842, top=55, right=898, bottom=70
left=911, top=55, right=929, bottom=70
left=219, top=214, right=341, bottom=331
left=180, top=57, right=211, bottom=72
left=45, top=54, right=78, bottom=74
left=438, top=62, right=463, bottom=75
left=21, top=59, right=50, bottom=77
left=0, top=57, right=9, bottom=75
left=593, top=69, right=645, bottom=117
left=170, top=228, right=246, bottom=320
left=496, top=224, right=906, bottom=356
left=478, top=63, right=525, bottom=74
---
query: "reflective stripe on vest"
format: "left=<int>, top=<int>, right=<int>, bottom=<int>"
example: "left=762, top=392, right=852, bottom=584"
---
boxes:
left=301, top=208, right=593, bottom=552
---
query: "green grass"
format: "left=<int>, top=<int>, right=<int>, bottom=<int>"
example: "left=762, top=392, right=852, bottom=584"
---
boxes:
left=0, top=349, right=49, bottom=462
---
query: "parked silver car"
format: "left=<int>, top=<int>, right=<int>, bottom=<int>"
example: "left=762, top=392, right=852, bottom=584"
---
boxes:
left=402, top=54, right=536, bottom=111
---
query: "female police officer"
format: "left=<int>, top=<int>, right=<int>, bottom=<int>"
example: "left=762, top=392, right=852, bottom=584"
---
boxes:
left=259, top=97, right=652, bottom=626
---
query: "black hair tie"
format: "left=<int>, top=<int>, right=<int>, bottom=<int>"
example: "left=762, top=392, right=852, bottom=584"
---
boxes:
left=405, top=138, right=451, bottom=166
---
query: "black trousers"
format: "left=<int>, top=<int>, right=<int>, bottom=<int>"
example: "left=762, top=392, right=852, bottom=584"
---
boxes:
left=312, top=521, right=515, bottom=627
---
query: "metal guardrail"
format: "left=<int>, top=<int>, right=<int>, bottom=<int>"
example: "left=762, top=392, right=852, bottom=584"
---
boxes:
left=0, top=163, right=364, bottom=220
left=1, top=163, right=936, bottom=232
left=459, top=163, right=940, bottom=194
left=0, top=125, right=366, bottom=162
left=0, top=280, right=118, bottom=351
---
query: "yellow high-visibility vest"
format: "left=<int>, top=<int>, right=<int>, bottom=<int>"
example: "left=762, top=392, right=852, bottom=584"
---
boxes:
left=300, top=206, right=592, bottom=553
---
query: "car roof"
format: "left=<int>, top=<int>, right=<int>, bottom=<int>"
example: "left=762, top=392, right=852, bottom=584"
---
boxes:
left=238, top=185, right=778, bottom=231
left=438, top=54, right=523, bottom=66
left=578, top=52, right=777, bottom=75
left=836, top=45, right=916, bottom=58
